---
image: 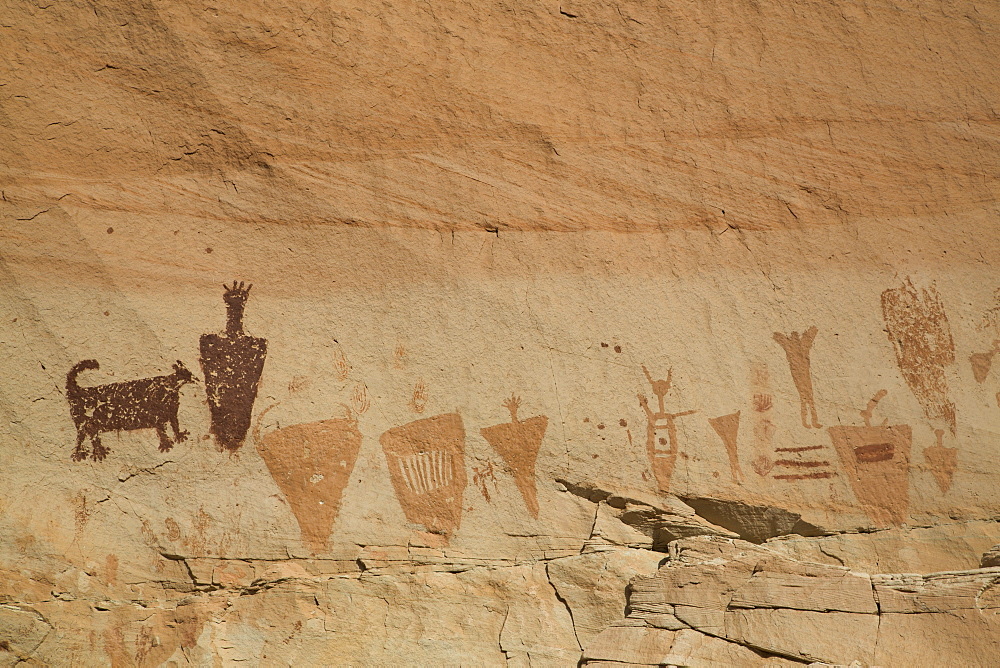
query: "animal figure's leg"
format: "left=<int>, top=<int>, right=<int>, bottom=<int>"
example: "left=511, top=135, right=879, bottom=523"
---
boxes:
left=799, top=397, right=810, bottom=429
left=71, top=428, right=89, bottom=462
left=170, top=411, right=189, bottom=443
left=808, top=398, right=822, bottom=428
left=90, top=434, right=108, bottom=461
left=156, top=424, right=173, bottom=452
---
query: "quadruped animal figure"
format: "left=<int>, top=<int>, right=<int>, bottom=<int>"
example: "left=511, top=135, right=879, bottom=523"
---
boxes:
left=66, top=359, right=197, bottom=461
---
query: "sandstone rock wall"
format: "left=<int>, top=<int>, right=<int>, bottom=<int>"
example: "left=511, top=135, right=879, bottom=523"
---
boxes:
left=2, top=0, right=999, bottom=664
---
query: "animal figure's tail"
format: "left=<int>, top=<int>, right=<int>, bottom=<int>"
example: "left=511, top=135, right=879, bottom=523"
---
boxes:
left=66, top=359, right=99, bottom=393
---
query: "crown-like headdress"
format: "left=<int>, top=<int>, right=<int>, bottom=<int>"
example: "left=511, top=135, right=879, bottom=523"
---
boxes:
left=223, top=281, right=252, bottom=305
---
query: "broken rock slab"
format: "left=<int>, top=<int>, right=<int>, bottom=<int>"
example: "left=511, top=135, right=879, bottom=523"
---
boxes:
left=546, top=547, right=664, bottom=648
left=557, top=480, right=739, bottom=550
left=678, top=495, right=829, bottom=544
left=581, top=625, right=801, bottom=666
left=981, top=543, right=1000, bottom=568
left=583, top=535, right=1000, bottom=666
left=767, top=520, right=1000, bottom=574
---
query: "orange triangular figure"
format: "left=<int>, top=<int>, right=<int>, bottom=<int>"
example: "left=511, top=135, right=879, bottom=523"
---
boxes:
left=828, top=392, right=911, bottom=527
left=923, top=429, right=957, bottom=494
left=709, top=411, right=743, bottom=483
left=380, top=413, right=467, bottom=541
left=257, top=417, right=362, bottom=554
left=970, top=350, right=996, bottom=384
left=480, top=396, right=547, bottom=518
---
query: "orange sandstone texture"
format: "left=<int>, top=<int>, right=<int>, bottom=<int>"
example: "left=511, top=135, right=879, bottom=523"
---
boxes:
left=1, top=0, right=1000, bottom=664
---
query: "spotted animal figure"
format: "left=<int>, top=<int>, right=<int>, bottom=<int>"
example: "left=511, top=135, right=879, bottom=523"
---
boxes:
left=65, top=359, right=197, bottom=461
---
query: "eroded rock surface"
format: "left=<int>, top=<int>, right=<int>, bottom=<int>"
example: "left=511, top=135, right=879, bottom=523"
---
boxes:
left=2, top=0, right=1000, bottom=663
left=582, top=536, right=1000, bottom=667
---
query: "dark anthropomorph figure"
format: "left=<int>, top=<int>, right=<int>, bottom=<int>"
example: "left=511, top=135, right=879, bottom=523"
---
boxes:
left=773, top=326, right=822, bottom=429
left=200, top=281, right=267, bottom=452
left=66, top=359, right=197, bottom=461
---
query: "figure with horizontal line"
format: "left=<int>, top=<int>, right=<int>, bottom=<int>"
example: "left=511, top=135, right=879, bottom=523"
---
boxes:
left=827, top=390, right=911, bottom=526
left=638, top=365, right=697, bottom=493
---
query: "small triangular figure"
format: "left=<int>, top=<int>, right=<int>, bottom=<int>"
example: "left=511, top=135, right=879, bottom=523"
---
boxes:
left=481, top=396, right=548, bottom=519
left=923, top=429, right=957, bottom=494
left=709, top=411, right=743, bottom=483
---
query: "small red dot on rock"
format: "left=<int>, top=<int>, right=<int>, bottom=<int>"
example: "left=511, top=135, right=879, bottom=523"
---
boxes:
left=106, top=227, right=114, bottom=234
left=206, top=247, right=213, bottom=253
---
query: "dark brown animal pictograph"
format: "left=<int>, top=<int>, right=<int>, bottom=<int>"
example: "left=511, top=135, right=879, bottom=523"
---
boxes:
left=66, top=360, right=197, bottom=461
left=881, top=278, right=956, bottom=434
left=638, top=365, right=697, bottom=493
left=200, top=281, right=267, bottom=451
left=773, top=326, right=822, bottom=429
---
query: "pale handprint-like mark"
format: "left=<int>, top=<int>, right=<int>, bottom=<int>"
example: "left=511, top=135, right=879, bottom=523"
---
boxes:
left=351, top=382, right=371, bottom=415
left=332, top=348, right=350, bottom=381
left=409, top=380, right=428, bottom=413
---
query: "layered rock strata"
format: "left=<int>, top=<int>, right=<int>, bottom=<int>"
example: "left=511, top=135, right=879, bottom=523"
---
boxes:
left=2, top=0, right=1000, bottom=663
